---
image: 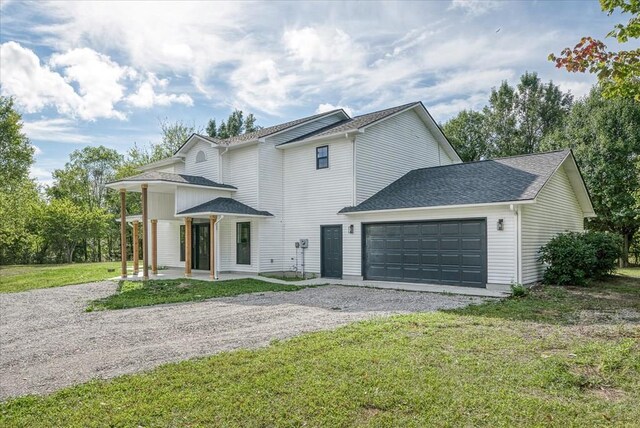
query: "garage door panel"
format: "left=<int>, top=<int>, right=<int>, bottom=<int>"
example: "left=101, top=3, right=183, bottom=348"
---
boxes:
left=403, top=239, right=420, bottom=250
left=440, top=223, right=460, bottom=235
left=403, top=253, right=420, bottom=264
left=461, top=238, right=482, bottom=250
left=441, top=253, right=461, bottom=265
left=364, top=219, right=486, bottom=288
left=421, top=239, right=438, bottom=250
left=440, top=238, right=460, bottom=250
left=462, top=254, right=482, bottom=267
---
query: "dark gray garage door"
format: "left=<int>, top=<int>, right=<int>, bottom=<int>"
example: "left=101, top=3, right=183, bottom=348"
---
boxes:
left=363, top=219, right=487, bottom=288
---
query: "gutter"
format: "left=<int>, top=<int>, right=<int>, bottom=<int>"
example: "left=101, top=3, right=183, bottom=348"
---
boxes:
left=339, top=200, right=534, bottom=215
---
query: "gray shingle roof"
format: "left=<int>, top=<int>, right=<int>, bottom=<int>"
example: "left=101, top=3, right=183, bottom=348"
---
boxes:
left=110, top=171, right=236, bottom=189
left=177, top=197, right=272, bottom=217
left=339, top=150, right=571, bottom=213
left=218, top=110, right=344, bottom=145
left=279, top=102, right=420, bottom=145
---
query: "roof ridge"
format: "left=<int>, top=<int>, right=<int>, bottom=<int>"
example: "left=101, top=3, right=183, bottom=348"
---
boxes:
left=408, top=149, right=571, bottom=173
left=350, top=101, right=420, bottom=119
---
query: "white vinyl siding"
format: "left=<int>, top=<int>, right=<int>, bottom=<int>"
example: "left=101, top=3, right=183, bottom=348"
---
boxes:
left=223, top=145, right=258, bottom=207
left=345, top=205, right=517, bottom=286
left=282, top=137, right=353, bottom=274
left=174, top=187, right=233, bottom=213
left=219, top=217, right=260, bottom=273
left=257, top=143, right=285, bottom=272
left=355, top=109, right=453, bottom=203
left=521, top=166, right=585, bottom=284
left=184, top=139, right=219, bottom=181
left=147, top=192, right=176, bottom=220
left=156, top=220, right=183, bottom=268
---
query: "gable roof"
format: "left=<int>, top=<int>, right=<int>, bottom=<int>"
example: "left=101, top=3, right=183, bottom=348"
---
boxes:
left=176, top=197, right=272, bottom=217
left=340, top=150, right=593, bottom=214
left=107, top=171, right=236, bottom=190
left=278, top=102, right=420, bottom=145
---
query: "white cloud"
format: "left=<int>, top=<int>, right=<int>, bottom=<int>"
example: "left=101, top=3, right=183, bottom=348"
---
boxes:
left=0, top=41, right=81, bottom=116
left=49, top=48, right=134, bottom=120
left=449, top=0, right=501, bottom=16
left=316, top=103, right=353, bottom=117
left=126, top=73, right=193, bottom=108
left=32, top=145, right=43, bottom=155
left=29, top=165, right=54, bottom=187
left=23, top=118, right=91, bottom=144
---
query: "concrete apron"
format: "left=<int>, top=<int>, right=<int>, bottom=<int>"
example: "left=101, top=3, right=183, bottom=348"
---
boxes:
left=112, top=268, right=509, bottom=298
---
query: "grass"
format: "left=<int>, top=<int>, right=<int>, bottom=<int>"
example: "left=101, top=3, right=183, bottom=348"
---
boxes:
left=1, top=269, right=639, bottom=427
left=86, top=278, right=306, bottom=311
left=0, top=262, right=121, bottom=293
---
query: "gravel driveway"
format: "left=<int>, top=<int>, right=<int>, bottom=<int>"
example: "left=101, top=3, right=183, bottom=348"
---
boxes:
left=0, top=281, right=485, bottom=399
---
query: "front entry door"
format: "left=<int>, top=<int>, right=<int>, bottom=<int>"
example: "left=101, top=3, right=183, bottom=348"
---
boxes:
left=191, top=223, right=210, bottom=270
left=321, top=225, right=343, bottom=278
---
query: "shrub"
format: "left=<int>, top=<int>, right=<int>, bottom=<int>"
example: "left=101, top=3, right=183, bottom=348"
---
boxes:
left=510, top=282, right=529, bottom=297
left=538, top=231, right=622, bottom=286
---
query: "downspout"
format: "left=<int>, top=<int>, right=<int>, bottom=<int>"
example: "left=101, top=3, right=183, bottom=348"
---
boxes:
left=214, top=215, right=224, bottom=280
left=511, top=204, right=521, bottom=284
left=219, top=146, right=230, bottom=183
left=351, top=134, right=357, bottom=206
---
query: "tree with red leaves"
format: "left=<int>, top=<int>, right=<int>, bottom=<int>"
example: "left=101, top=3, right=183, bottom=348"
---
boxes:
left=549, top=0, right=639, bottom=100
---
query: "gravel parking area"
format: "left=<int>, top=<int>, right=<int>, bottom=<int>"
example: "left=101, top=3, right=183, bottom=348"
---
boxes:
left=0, top=281, right=486, bottom=399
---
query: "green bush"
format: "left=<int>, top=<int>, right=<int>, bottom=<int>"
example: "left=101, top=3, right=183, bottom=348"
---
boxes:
left=510, top=283, right=529, bottom=297
left=538, top=231, right=622, bottom=286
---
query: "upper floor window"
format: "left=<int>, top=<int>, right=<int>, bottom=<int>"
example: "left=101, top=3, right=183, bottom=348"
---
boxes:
left=195, top=150, right=207, bottom=163
left=316, top=145, right=328, bottom=169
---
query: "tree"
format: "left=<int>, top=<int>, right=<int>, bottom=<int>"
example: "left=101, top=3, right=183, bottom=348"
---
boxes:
left=206, top=118, right=217, bottom=138
left=549, top=0, right=640, bottom=100
left=542, top=88, right=640, bottom=266
left=444, top=72, right=572, bottom=160
left=152, top=119, right=198, bottom=160
left=0, top=96, right=34, bottom=190
left=207, top=109, right=261, bottom=139
left=483, top=73, right=572, bottom=157
left=442, top=110, right=490, bottom=161
left=41, top=198, right=111, bottom=263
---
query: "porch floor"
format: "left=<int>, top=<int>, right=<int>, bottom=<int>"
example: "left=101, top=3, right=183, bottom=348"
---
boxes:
left=113, top=268, right=508, bottom=298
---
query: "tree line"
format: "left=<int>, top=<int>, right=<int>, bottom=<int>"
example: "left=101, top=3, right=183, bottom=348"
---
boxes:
left=0, top=104, right=260, bottom=265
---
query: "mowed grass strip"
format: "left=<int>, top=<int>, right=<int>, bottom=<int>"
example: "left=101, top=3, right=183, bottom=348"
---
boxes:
left=86, top=278, right=305, bottom=311
left=0, top=262, right=121, bottom=293
left=2, top=270, right=639, bottom=427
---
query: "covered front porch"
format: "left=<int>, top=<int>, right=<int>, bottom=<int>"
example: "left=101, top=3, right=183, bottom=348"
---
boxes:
left=106, top=171, right=271, bottom=281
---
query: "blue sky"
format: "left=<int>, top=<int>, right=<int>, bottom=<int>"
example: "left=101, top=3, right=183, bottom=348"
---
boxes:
left=0, top=0, right=624, bottom=185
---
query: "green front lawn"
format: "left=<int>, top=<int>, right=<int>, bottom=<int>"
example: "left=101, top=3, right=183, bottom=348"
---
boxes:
left=0, top=262, right=121, bottom=293
left=86, top=278, right=305, bottom=311
left=2, top=269, right=639, bottom=426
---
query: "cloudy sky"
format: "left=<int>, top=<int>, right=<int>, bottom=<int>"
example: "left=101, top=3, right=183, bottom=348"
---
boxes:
left=0, top=0, right=622, bottom=185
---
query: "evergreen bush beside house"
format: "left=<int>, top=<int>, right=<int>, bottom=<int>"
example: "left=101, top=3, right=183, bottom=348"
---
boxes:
left=539, top=231, right=622, bottom=286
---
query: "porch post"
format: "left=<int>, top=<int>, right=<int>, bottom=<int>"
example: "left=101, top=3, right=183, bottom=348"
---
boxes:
left=209, top=215, right=216, bottom=279
left=185, top=217, right=192, bottom=277
left=119, top=189, right=127, bottom=279
left=132, top=220, right=139, bottom=275
left=151, top=219, right=158, bottom=274
left=142, top=184, right=149, bottom=280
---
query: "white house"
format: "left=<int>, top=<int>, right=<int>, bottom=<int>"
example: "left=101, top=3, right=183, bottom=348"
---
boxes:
left=107, top=101, right=595, bottom=292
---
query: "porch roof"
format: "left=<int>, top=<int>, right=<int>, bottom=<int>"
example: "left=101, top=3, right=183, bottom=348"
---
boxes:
left=176, top=197, right=273, bottom=218
left=106, top=171, right=236, bottom=192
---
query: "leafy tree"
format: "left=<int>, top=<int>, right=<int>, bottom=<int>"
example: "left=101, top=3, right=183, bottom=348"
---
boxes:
left=0, top=179, right=44, bottom=265
left=542, top=88, right=640, bottom=266
left=549, top=0, right=640, bottom=100
left=483, top=73, right=572, bottom=157
left=206, top=118, right=217, bottom=138
left=152, top=119, right=198, bottom=160
left=207, top=109, right=261, bottom=139
left=444, top=72, right=571, bottom=160
left=0, top=96, right=34, bottom=190
left=41, top=198, right=111, bottom=263
left=442, top=110, right=490, bottom=161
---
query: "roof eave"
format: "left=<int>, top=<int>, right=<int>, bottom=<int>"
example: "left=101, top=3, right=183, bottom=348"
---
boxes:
left=174, top=211, right=272, bottom=218
left=339, top=200, right=535, bottom=215
left=105, top=180, right=236, bottom=192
